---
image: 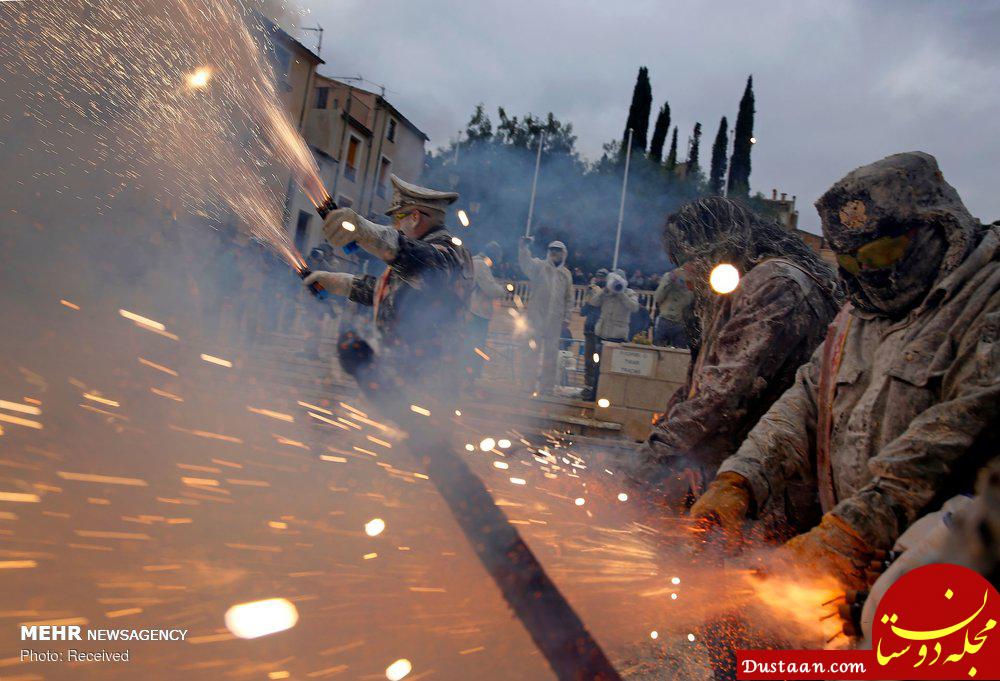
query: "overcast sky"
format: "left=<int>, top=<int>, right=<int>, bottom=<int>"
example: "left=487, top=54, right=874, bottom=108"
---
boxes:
left=295, top=0, right=1000, bottom=232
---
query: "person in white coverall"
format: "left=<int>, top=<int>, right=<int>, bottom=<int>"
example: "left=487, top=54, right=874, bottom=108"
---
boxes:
left=518, top=236, right=573, bottom=394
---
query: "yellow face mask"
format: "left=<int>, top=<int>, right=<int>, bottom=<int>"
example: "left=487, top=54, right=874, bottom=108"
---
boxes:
left=837, top=229, right=915, bottom=275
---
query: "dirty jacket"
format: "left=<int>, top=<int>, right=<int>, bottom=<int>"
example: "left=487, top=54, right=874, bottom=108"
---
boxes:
left=470, top=254, right=506, bottom=320
left=350, top=225, right=473, bottom=366
left=518, top=243, right=573, bottom=334
left=720, top=226, right=1000, bottom=547
left=654, top=270, right=693, bottom=323
left=634, top=258, right=841, bottom=499
left=589, top=285, right=640, bottom=341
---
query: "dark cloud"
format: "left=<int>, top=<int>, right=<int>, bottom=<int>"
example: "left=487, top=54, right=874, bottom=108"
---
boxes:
left=297, top=0, right=1000, bottom=231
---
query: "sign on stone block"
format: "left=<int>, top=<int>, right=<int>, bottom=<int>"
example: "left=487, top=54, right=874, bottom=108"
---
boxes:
left=608, top=347, right=655, bottom=377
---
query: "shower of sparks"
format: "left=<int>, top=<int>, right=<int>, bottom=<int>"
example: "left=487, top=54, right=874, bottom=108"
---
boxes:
left=119, top=309, right=165, bottom=331
left=409, top=404, right=430, bottom=417
left=200, top=353, right=233, bottom=368
left=0, top=399, right=41, bottom=415
left=457, top=209, right=470, bottom=227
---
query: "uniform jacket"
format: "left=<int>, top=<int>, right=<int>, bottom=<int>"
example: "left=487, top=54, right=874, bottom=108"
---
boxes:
left=720, top=227, right=1000, bottom=547
left=349, top=225, right=473, bottom=364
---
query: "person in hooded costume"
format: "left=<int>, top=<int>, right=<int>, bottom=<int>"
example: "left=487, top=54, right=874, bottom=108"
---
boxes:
left=629, top=197, right=842, bottom=511
left=304, top=175, right=473, bottom=384
left=518, top=236, right=573, bottom=393
left=691, top=152, right=1000, bottom=590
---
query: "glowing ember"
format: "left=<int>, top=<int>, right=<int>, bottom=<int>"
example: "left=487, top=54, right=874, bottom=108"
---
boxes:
left=185, top=66, right=213, bottom=89
left=650, top=630, right=658, bottom=639
left=409, top=404, right=431, bottom=416
left=617, top=492, right=628, bottom=502
left=497, top=438, right=512, bottom=449
left=493, top=461, right=509, bottom=470
left=574, top=497, right=585, bottom=506
left=464, top=443, right=475, bottom=452
left=671, top=593, right=678, bottom=600
left=224, top=598, right=298, bottom=639
left=671, top=576, right=681, bottom=585
left=454, top=409, right=462, bottom=416
left=364, top=518, right=386, bottom=537
left=593, top=352, right=600, bottom=363
left=479, top=438, right=496, bottom=451
left=505, top=283, right=514, bottom=292
left=457, top=209, right=470, bottom=227
left=341, top=220, right=356, bottom=232
left=709, top=263, right=740, bottom=294
left=385, top=658, right=412, bottom=681
left=119, top=309, right=165, bottom=331
left=687, top=633, right=696, bottom=642
left=510, top=477, right=526, bottom=485
left=200, top=353, right=232, bottom=368
left=597, top=398, right=610, bottom=408
left=451, top=236, right=463, bottom=246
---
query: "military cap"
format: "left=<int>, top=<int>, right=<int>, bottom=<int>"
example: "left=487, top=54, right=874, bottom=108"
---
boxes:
left=386, top=174, right=459, bottom=216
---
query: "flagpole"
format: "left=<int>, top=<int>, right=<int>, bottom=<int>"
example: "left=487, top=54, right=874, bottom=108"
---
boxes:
left=612, top=128, right=633, bottom=271
left=524, top=131, right=545, bottom=237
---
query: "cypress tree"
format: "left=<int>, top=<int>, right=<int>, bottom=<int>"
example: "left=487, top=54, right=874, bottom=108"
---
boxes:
left=727, top=75, right=755, bottom=197
left=621, top=66, right=653, bottom=155
left=665, top=126, right=678, bottom=174
left=688, top=122, right=702, bottom=177
left=648, top=102, right=670, bottom=162
left=708, top=116, right=728, bottom=195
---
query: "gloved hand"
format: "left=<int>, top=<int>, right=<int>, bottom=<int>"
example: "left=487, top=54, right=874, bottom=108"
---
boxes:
left=689, top=471, right=752, bottom=536
left=776, top=514, right=875, bottom=591
left=321, top=207, right=398, bottom=262
left=302, top=270, right=353, bottom=297
left=520, top=235, right=534, bottom=244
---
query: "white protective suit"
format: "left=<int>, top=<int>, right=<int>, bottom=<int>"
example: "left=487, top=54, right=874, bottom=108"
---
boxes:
left=518, top=239, right=573, bottom=392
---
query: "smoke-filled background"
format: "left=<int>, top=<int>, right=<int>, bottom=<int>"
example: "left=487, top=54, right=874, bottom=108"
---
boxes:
left=1, top=1, right=857, bottom=680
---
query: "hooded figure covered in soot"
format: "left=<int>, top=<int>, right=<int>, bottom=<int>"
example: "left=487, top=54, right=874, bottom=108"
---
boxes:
left=691, top=152, right=1000, bottom=590
left=629, top=197, right=843, bottom=517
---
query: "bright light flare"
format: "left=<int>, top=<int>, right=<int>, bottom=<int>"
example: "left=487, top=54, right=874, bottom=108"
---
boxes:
left=597, top=398, right=610, bottom=408
left=505, top=283, right=514, bottom=292
left=451, top=236, right=463, bottom=246
left=497, top=438, right=511, bottom=449
left=617, top=493, right=628, bottom=502
left=224, top=598, right=298, bottom=639
left=479, top=437, right=496, bottom=451
left=593, top=353, right=600, bottom=363
left=185, top=66, right=213, bottom=89
left=457, top=209, right=470, bottom=227
left=574, top=497, right=585, bottom=506
left=385, top=658, right=412, bottom=681
left=709, top=263, right=740, bottom=294
left=364, top=518, right=386, bottom=537
left=650, top=630, right=658, bottom=639
left=341, top=220, right=356, bottom=232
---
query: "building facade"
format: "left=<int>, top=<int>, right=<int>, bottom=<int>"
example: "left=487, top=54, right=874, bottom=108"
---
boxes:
left=286, top=75, right=429, bottom=255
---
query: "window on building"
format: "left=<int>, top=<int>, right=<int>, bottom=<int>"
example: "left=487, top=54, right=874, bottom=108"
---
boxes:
left=386, top=118, right=397, bottom=142
left=345, top=136, right=360, bottom=181
left=273, top=46, right=291, bottom=80
left=377, top=157, right=391, bottom=198
left=294, top=210, right=311, bottom=254
left=315, top=87, right=330, bottom=109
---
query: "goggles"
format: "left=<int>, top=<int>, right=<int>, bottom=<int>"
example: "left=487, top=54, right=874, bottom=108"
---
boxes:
left=836, top=228, right=915, bottom=275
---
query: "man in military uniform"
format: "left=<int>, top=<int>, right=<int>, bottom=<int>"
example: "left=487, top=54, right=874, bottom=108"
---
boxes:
left=690, top=152, right=1000, bottom=590
left=304, top=175, right=472, bottom=385
left=629, top=197, right=842, bottom=511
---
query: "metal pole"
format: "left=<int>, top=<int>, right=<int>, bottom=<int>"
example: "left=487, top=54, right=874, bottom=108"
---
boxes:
left=612, top=128, right=633, bottom=271
left=525, top=131, right=545, bottom=237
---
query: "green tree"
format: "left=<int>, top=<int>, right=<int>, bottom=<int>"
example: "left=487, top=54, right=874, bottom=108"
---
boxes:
left=621, top=66, right=653, bottom=155
left=648, top=102, right=670, bottom=162
left=688, top=122, right=702, bottom=177
left=465, top=103, right=493, bottom=144
left=665, top=126, right=678, bottom=174
left=727, top=75, right=755, bottom=197
left=708, top=116, right=728, bottom=195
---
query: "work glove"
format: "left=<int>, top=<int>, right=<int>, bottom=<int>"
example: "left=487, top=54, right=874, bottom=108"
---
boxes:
left=520, top=235, right=534, bottom=245
left=689, top=471, right=752, bottom=537
left=775, top=514, right=876, bottom=591
left=302, top=270, right=353, bottom=297
left=321, top=207, right=398, bottom=262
